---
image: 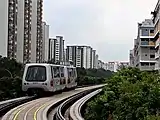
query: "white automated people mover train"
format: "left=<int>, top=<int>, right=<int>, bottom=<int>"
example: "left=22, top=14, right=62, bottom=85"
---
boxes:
left=22, top=63, right=77, bottom=96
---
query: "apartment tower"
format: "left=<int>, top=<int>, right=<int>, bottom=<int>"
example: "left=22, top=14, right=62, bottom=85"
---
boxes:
left=0, top=0, right=43, bottom=63
left=134, top=19, right=156, bottom=71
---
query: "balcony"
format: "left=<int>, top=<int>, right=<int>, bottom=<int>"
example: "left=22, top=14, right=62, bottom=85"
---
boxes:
left=149, top=33, right=155, bottom=36
left=140, top=41, right=155, bottom=47
left=140, top=66, right=155, bottom=71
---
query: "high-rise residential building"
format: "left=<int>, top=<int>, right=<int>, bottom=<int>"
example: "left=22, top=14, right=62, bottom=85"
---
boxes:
left=117, top=62, right=129, bottom=70
left=66, top=46, right=83, bottom=67
left=48, top=36, right=65, bottom=64
left=66, top=46, right=76, bottom=66
left=0, top=0, right=43, bottom=63
left=95, top=54, right=99, bottom=69
left=129, top=49, right=134, bottom=67
left=48, top=38, right=56, bottom=62
left=31, top=0, right=43, bottom=63
left=91, top=50, right=96, bottom=69
left=107, top=62, right=115, bottom=72
left=82, top=46, right=92, bottom=69
left=66, top=45, right=97, bottom=69
left=134, top=19, right=156, bottom=71
left=76, top=47, right=83, bottom=67
left=0, top=0, right=18, bottom=58
left=55, top=36, right=65, bottom=63
left=42, top=22, right=49, bottom=62
left=151, top=1, right=160, bottom=70
left=23, top=0, right=32, bottom=63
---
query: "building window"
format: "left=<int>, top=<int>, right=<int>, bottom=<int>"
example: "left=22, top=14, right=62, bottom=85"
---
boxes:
left=150, top=30, right=154, bottom=33
left=141, top=63, right=149, bottom=66
left=150, top=47, right=155, bottom=50
left=150, top=63, right=155, bottom=66
left=150, top=55, right=155, bottom=58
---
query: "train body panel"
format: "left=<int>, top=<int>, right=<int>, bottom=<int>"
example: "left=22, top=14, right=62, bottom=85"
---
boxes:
left=64, top=66, right=77, bottom=89
left=22, top=63, right=77, bottom=95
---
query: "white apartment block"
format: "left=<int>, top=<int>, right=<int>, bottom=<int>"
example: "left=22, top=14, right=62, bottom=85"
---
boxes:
left=85, top=46, right=92, bottom=69
left=107, top=62, right=115, bottom=72
left=95, top=54, right=99, bottom=69
left=48, top=36, right=65, bottom=64
left=76, top=47, right=82, bottom=67
left=55, top=36, right=65, bottom=63
left=0, top=0, right=18, bottom=58
left=91, top=50, right=96, bottom=69
left=66, top=46, right=98, bottom=69
left=49, top=38, right=56, bottom=61
left=31, top=0, right=43, bottom=63
left=151, top=0, right=160, bottom=70
left=117, top=62, right=129, bottom=70
left=134, top=19, right=156, bottom=71
left=97, top=60, right=107, bottom=70
left=42, top=22, right=49, bottom=62
left=129, top=49, right=134, bottom=67
left=66, top=46, right=84, bottom=68
left=0, top=0, right=43, bottom=63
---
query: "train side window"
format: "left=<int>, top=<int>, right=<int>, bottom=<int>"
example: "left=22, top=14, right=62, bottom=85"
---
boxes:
left=51, top=66, right=54, bottom=79
left=60, top=67, right=64, bottom=77
left=71, top=68, right=74, bottom=77
left=53, top=67, right=60, bottom=78
left=73, top=68, right=76, bottom=77
left=67, top=68, right=71, bottom=77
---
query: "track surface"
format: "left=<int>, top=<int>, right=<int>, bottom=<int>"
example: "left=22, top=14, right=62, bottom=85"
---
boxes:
left=2, top=85, right=104, bottom=120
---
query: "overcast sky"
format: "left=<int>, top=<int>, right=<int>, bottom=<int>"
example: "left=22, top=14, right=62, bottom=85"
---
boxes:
left=43, top=0, right=158, bottom=62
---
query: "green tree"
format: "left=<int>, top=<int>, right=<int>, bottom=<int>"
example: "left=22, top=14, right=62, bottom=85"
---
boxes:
left=84, top=67, right=160, bottom=120
left=76, top=68, right=113, bottom=86
left=0, top=56, right=24, bottom=101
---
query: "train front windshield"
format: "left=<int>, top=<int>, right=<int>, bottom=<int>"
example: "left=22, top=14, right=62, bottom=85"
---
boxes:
left=25, top=66, right=46, bottom=82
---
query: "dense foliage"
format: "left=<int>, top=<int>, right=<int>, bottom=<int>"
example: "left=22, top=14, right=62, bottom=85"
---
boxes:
left=0, top=56, right=23, bottom=78
left=84, top=67, right=160, bottom=120
left=0, top=77, right=24, bottom=100
left=0, top=56, right=24, bottom=101
left=76, top=67, right=114, bottom=86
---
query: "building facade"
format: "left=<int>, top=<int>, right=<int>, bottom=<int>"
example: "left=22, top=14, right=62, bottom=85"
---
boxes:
left=129, top=49, right=134, bottom=67
left=107, top=62, right=115, bottom=72
left=48, top=36, right=65, bottom=64
left=0, top=0, right=18, bottom=58
left=151, top=0, right=160, bottom=70
left=66, top=46, right=83, bottom=67
left=42, top=22, right=49, bottom=62
left=31, top=0, right=43, bottom=63
left=134, top=19, right=156, bottom=71
left=95, top=54, right=99, bottom=69
left=97, top=60, right=107, bottom=70
left=0, top=0, right=43, bottom=63
left=49, top=38, right=56, bottom=62
left=55, top=36, right=65, bottom=63
left=91, top=50, right=96, bottom=69
left=66, top=45, right=98, bottom=69
left=117, top=62, right=129, bottom=70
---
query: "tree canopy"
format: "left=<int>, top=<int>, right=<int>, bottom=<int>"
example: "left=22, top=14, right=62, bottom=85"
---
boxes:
left=85, top=67, right=160, bottom=120
left=0, top=56, right=24, bottom=101
left=76, top=67, right=114, bottom=86
left=0, top=56, right=23, bottom=78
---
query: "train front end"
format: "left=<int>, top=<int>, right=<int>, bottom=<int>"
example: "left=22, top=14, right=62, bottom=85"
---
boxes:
left=22, top=63, right=51, bottom=96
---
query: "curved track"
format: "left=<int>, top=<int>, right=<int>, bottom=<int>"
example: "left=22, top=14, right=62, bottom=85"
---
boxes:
left=0, top=96, right=34, bottom=117
left=69, top=89, right=102, bottom=120
left=2, top=85, right=104, bottom=120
